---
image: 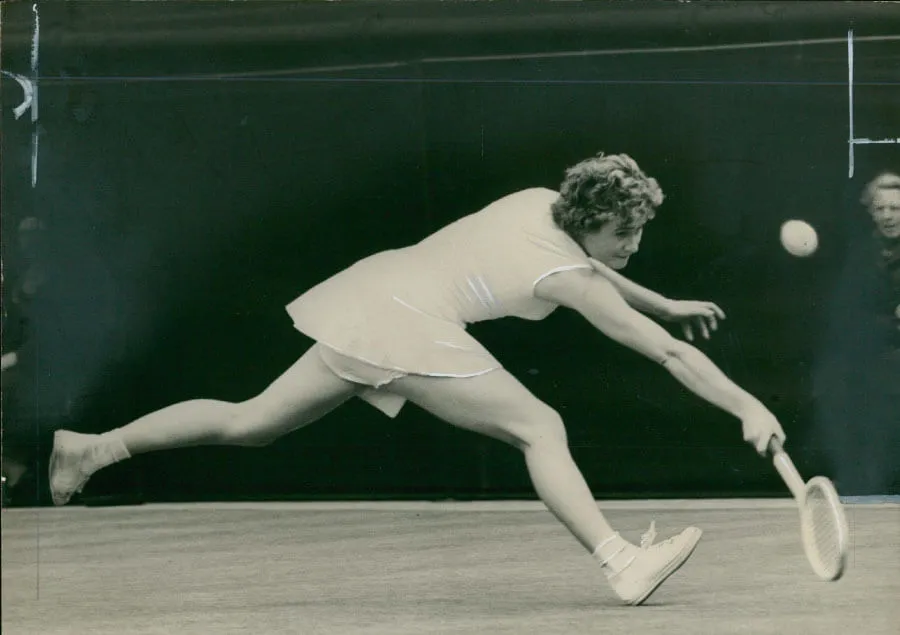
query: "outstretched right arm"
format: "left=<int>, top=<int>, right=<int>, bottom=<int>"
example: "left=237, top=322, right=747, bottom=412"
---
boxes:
left=535, top=268, right=784, bottom=453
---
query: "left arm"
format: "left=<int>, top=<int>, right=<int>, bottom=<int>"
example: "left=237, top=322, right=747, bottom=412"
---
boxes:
left=588, top=258, right=672, bottom=318
left=588, top=257, right=726, bottom=340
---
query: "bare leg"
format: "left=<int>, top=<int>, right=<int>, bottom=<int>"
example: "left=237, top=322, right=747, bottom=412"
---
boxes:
left=112, top=345, right=360, bottom=455
left=386, top=369, right=615, bottom=553
left=49, top=344, right=361, bottom=504
left=385, top=369, right=703, bottom=606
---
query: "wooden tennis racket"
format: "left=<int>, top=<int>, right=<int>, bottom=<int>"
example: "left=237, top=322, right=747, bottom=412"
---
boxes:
left=768, top=437, right=850, bottom=581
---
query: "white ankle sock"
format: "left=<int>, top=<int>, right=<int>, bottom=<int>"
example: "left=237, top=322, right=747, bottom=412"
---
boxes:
left=88, top=431, right=132, bottom=472
left=593, top=533, right=637, bottom=578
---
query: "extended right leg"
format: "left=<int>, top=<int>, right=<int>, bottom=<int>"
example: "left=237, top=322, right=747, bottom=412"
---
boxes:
left=49, top=344, right=362, bottom=505
left=114, top=353, right=360, bottom=454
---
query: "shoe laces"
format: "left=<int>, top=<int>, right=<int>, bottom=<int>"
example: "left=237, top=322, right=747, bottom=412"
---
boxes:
left=600, top=520, right=677, bottom=579
left=641, top=520, right=683, bottom=550
left=640, top=520, right=658, bottom=549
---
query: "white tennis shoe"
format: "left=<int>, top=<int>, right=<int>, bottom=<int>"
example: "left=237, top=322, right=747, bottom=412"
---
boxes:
left=597, top=521, right=703, bottom=606
left=49, top=430, right=99, bottom=506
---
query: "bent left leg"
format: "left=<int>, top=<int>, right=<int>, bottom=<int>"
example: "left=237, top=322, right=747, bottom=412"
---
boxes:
left=387, top=368, right=616, bottom=552
left=385, top=369, right=702, bottom=605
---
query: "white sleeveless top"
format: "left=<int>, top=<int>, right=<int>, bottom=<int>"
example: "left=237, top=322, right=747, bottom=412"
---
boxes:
left=285, top=188, right=593, bottom=376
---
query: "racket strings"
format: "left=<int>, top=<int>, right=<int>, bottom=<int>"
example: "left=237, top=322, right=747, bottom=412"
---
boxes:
left=806, top=484, right=843, bottom=574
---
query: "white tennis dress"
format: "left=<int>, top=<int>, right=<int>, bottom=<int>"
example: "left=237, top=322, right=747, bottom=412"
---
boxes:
left=285, top=187, right=593, bottom=416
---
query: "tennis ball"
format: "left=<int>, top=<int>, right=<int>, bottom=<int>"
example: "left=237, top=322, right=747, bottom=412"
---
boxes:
left=780, top=220, right=818, bottom=257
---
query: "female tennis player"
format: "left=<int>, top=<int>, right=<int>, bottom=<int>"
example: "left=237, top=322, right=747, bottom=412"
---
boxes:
left=50, top=152, right=786, bottom=605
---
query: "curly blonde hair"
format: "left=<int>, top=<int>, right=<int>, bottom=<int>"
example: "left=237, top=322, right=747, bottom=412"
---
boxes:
left=551, top=152, right=664, bottom=240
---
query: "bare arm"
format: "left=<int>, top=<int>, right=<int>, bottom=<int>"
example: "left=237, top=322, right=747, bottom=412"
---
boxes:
left=589, top=257, right=727, bottom=341
left=587, top=257, right=672, bottom=319
left=535, top=268, right=766, bottom=421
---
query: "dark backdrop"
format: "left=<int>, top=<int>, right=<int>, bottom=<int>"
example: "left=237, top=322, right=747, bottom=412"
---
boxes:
left=2, top=1, right=898, bottom=503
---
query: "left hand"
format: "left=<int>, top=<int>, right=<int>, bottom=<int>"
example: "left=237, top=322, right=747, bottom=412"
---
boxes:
left=662, top=300, right=726, bottom=341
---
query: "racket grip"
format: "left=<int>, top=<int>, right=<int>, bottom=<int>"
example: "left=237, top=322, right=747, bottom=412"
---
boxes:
left=768, top=437, right=807, bottom=501
left=768, top=436, right=784, bottom=456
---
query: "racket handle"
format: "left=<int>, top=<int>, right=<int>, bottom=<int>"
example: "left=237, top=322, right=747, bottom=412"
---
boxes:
left=768, top=436, right=807, bottom=501
left=768, top=436, right=784, bottom=455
